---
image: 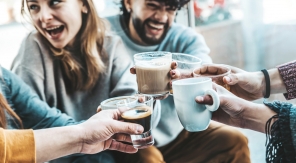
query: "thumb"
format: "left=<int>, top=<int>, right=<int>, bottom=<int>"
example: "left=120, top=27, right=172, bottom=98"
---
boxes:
left=110, top=120, right=144, bottom=135
left=223, top=73, right=240, bottom=85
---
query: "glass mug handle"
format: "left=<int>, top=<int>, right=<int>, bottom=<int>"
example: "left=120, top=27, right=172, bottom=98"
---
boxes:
left=204, top=89, right=220, bottom=112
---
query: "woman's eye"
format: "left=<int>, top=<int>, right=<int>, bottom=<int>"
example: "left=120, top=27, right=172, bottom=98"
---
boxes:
left=29, top=5, right=38, bottom=10
left=50, top=0, right=61, bottom=6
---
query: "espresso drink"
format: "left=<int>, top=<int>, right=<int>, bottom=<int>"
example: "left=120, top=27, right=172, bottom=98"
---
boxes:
left=136, top=61, right=171, bottom=95
left=121, top=105, right=152, bottom=132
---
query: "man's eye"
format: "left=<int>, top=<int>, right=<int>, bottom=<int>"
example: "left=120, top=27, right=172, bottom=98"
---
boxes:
left=147, top=3, right=158, bottom=8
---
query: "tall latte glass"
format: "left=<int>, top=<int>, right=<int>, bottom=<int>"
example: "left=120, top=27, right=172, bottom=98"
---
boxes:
left=117, top=94, right=154, bottom=149
left=134, top=52, right=172, bottom=97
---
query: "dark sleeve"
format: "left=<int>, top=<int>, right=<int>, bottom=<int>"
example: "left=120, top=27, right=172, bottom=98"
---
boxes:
left=277, top=60, right=296, bottom=100
left=2, top=68, right=77, bottom=129
left=264, top=101, right=296, bottom=163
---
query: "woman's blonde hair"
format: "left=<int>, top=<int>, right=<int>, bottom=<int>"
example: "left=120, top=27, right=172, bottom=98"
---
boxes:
left=21, top=0, right=106, bottom=90
left=0, top=94, right=23, bottom=128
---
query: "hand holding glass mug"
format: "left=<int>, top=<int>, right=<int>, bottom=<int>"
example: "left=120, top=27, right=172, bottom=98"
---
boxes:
left=117, top=94, right=154, bottom=149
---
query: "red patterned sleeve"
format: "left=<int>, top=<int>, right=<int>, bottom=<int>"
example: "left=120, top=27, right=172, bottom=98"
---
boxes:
left=277, top=60, right=296, bottom=100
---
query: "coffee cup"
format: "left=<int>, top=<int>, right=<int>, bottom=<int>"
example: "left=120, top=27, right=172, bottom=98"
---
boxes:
left=134, top=51, right=172, bottom=97
left=172, top=77, right=220, bottom=132
left=170, top=53, right=202, bottom=94
left=100, top=96, right=138, bottom=110
left=117, top=94, right=154, bottom=149
left=193, top=64, right=231, bottom=91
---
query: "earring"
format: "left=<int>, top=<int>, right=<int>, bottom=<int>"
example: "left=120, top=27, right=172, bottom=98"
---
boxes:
left=127, top=8, right=131, bottom=13
left=83, top=9, right=88, bottom=14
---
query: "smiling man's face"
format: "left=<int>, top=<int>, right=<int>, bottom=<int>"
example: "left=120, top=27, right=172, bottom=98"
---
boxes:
left=126, top=0, right=177, bottom=45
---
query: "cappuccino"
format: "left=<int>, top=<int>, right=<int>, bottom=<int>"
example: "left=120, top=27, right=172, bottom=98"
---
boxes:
left=136, top=61, right=171, bottom=95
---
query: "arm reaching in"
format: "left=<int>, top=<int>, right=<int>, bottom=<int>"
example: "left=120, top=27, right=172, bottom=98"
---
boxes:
left=195, top=83, right=277, bottom=133
left=223, top=66, right=286, bottom=101
left=35, top=109, right=143, bottom=163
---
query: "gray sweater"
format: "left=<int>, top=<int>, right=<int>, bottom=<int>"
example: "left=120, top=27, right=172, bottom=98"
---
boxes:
left=106, top=15, right=212, bottom=147
left=11, top=31, right=138, bottom=122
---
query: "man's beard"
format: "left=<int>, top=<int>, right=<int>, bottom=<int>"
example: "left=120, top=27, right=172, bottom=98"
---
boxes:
left=132, top=17, right=169, bottom=45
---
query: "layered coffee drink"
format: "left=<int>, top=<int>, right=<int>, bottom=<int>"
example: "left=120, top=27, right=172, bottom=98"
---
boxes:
left=121, top=105, right=152, bottom=132
left=136, top=60, right=171, bottom=95
left=121, top=105, right=154, bottom=148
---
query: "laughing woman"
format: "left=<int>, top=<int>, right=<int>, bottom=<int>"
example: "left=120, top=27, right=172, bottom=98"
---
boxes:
left=11, top=0, right=138, bottom=163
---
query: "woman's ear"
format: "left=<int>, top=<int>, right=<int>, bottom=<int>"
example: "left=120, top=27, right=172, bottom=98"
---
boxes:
left=124, top=0, right=131, bottom=13
left=81, top=1, right=88, bottom=14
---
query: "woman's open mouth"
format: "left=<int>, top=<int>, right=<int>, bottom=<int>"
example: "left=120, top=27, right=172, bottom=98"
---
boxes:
left=45, top=25, right=65, bottom=39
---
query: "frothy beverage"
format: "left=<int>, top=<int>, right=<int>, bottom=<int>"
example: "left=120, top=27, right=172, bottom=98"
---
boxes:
left=136, top=60, right=171, bottom=95
left=121, top=105, right=152, bottom=132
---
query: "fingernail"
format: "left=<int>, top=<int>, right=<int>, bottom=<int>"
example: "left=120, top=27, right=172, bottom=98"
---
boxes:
left=225, top=76, right=231, bottom=82
left=196, top=96, right=204, bottom=102
left=171, top=70, right=176, bottom=76
left=136, top=125, right=142, bottom=134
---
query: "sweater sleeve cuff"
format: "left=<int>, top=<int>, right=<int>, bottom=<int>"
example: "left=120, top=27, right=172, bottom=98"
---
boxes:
left=276, top=60, right=296, bottom=100
left=4, top=129, right=36, bottom=163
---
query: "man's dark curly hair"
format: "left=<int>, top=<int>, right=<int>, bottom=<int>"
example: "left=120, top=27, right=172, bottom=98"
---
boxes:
left=120, top=0, right=190, bottom=19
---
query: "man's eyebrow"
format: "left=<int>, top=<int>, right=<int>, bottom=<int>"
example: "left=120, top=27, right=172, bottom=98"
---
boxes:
left=27, top=0, right=38, bottom=2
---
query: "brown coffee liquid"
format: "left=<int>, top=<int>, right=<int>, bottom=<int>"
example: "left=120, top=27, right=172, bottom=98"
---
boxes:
left=136, top=63, right=170, bottom=94
left=121, top=105, right=152, bottom=132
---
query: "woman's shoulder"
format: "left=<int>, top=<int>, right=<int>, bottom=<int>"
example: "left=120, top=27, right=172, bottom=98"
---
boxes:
left=103, top=32, right=125, bottom=53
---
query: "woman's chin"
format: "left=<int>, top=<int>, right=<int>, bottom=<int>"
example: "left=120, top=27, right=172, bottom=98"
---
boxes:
left=50, top=42, right=67, bottom=49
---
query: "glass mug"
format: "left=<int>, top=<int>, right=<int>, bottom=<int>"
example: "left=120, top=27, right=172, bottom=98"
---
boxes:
left=134, top=51, right=172, bottom=97
left=193, top=64, right=231, bottom=91
left=170, top=53, right=202, bottom=94
left=117, top=94, right=154, bottom=149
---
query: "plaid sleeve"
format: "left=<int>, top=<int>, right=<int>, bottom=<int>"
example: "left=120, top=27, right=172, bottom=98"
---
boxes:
left=277, top=60, right=296, bottom=100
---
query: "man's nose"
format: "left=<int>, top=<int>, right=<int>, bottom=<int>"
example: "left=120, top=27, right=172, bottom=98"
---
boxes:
left=154, top=7, right=168, bottom=23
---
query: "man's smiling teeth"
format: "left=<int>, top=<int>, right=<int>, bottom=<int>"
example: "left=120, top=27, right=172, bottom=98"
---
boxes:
left=46, top=26, right=62, bottom=30
left=148, top=22, right=163, bottom=29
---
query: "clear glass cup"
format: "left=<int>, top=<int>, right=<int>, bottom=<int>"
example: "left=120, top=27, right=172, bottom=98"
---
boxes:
left=193, top=64, right=231, bottom=91
left=134, top=51, right=172, bottom=97
left=117, top=94, right=154, bottom=149
left=170, top=53, right=202, bottom=94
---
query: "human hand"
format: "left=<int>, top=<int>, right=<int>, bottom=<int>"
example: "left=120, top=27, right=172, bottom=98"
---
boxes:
left=223, top=65, right=265, bottom=101
left=77, top=109, right=144, bottom=154
left=195, top=83, right=255, bottom=128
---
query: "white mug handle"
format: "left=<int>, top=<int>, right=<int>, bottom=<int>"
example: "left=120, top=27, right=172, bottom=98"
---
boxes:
left=204, top=89, right=220, bottom=112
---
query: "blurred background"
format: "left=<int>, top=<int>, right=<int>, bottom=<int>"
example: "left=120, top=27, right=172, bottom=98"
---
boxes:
left=0, top=0, right=295, bottom=162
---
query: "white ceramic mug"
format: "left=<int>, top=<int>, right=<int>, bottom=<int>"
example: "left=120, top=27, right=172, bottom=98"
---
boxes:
left=172, top=77, right=220, bottom=132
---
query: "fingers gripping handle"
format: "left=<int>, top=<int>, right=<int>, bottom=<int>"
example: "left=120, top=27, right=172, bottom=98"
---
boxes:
left=205, top=89, right=220, bottom=112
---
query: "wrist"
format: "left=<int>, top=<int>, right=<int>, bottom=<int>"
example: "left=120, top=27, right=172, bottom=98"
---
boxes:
left=72, top=125, right=85, bottom=154
left=268, top=68, right=286, bottom=94
left=254, top=71, right=266, bottom=98
left=244, top=103, right=277, bottom=133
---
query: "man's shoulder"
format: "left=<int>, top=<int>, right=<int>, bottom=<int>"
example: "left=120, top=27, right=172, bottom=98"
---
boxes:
left=166, top=23, right=204, bottom=43
left=169, top=23, right=201, bottom=37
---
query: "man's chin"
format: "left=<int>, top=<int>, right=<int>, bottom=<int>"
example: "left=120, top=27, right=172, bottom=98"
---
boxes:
left=142, top=36, right=163, bottom=45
